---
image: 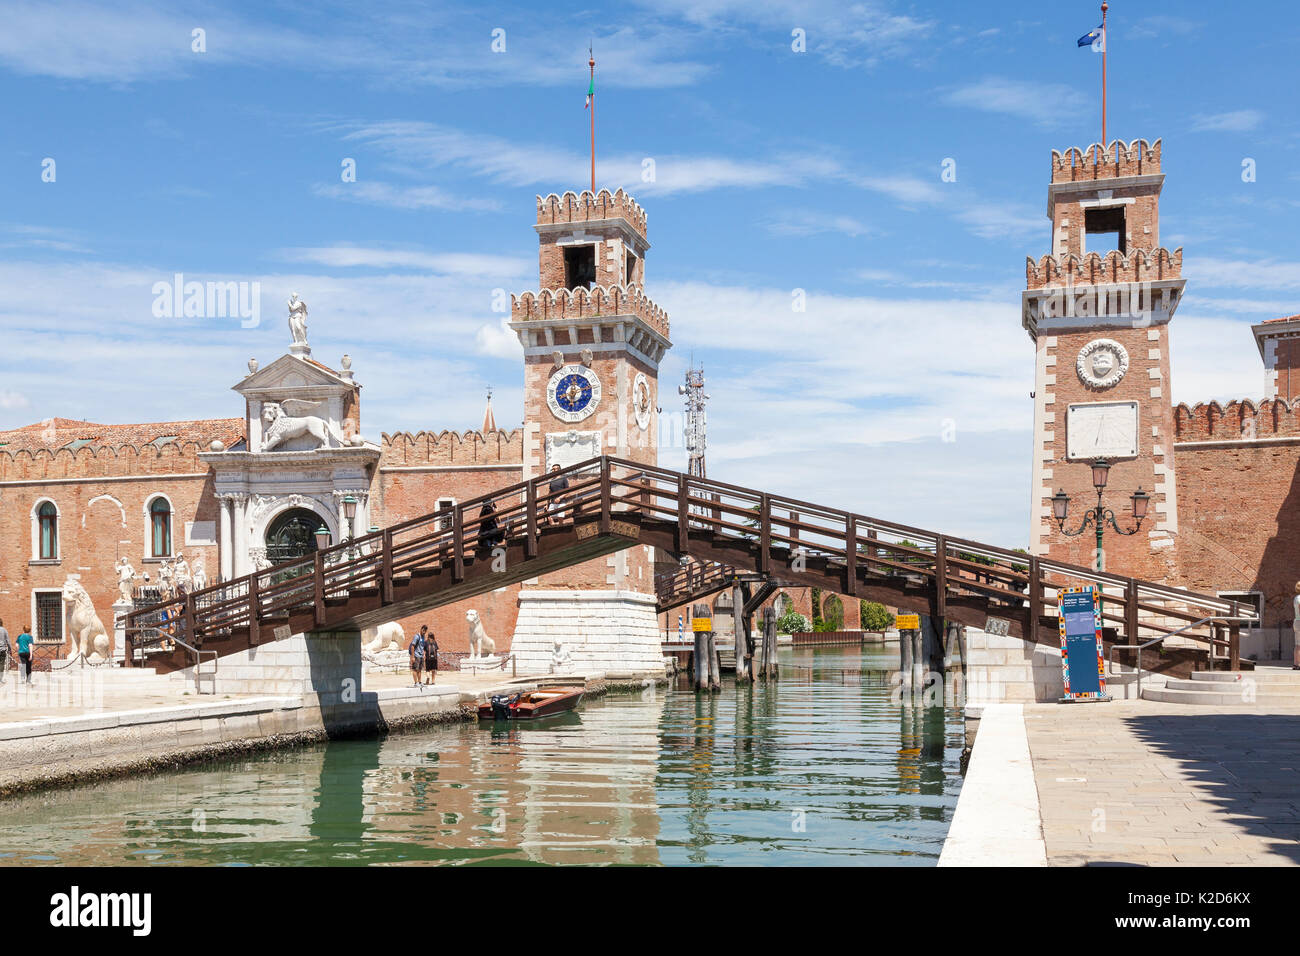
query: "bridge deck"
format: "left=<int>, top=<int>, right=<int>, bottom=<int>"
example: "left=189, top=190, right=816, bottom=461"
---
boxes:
left=127, top=457, right=1256, bottom=675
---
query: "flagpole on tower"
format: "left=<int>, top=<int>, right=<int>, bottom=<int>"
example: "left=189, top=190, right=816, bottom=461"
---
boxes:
left=1101, top=1, right=1109, bottom=147
left=588, top=44, right=596, bottom=194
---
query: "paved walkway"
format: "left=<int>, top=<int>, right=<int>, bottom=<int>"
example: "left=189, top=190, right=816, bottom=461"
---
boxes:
left=1023, top=700, right=1300, bottom=866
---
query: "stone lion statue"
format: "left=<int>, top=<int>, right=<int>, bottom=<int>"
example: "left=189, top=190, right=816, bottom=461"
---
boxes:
left=62, top=578, right=111, bottom=663
left=363, top=621, right=403, bottom=655
left=261, top=400, right=339, bottom=452
left=467, top=609, right=496, bottom=659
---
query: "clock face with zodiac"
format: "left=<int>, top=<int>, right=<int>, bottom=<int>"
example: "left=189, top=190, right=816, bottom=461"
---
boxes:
left=546, top=364, right=602, bottom=423
left=632, top=372, right=652, bottom=431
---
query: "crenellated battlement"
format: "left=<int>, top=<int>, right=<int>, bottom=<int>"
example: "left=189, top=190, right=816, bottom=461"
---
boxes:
left=536, top=188, right=647, bottom=239
left=0, top=439, right=216, bottom=483
left=512, top=283, right=669, bottom=339
left=1174, top=398, right=1300, bottom=442
left=379, top=428, right=524, bottom=468
left=1051, top=138, right=1162, bottom=183
left=1026, top=247, right=1182, bottom=289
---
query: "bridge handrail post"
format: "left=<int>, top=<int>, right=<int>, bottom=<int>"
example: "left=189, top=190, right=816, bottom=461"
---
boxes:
left=934, top=533, right=947, bottom=622
left=1028, top=555, right=1042, bottom=644
left=184, top=591, right=197, bottom=648
left=381, top=530, right=395, bottom=603
left=1229, top=622, right=1240, bottom=671
left=313, top=552, right=326, bottom=627
left=453, top=504, right=465, bottom=582
left=759, top=494, right=771, bottom=573
left=845, top=515, right=858, bottom=596
left=599, top=460, right=612, bottom=533
left=1125, top=577, right=1139, bottom=645
left=525, top=477, right=539, bottom=558
left=248, top=571, right=261, bottom=645
left=677, top=474, right=690, bottom=555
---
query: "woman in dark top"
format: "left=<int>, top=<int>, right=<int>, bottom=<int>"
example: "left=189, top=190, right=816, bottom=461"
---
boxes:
left=425, top=628, right=439, bottom=685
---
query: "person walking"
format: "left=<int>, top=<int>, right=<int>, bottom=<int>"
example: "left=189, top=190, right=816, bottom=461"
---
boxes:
left=16, top=625, right=33, bottom=685
left=424, top=628, right=439, bottom=685
left=409, top=627, right=426, bottom=689
left=0, top=619, right=9, bottom=684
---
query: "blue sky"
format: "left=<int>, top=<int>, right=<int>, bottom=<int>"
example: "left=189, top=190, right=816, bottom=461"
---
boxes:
left=2, top=0, right=1298, bottom=547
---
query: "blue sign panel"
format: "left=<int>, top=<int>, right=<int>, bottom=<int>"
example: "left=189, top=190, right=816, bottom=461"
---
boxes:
left=1058, top=586, right=1108, bottom=701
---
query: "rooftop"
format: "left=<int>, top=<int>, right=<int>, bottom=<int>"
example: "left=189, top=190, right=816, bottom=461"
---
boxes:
left=0, top=417, right=245, bottom=454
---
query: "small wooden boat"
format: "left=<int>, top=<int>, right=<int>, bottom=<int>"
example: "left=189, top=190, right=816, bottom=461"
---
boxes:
left=478, top=687, right=584, bottom=721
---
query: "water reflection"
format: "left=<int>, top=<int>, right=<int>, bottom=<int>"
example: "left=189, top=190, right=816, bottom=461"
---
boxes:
left=0, top=646, right=962, bottom=866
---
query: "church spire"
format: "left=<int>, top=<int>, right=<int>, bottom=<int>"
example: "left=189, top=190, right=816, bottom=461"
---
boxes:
left=481, top=387, right=497, bottom=433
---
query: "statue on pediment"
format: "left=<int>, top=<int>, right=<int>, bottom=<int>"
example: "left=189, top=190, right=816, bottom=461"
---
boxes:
left=287, top=293, right=309, bottom=349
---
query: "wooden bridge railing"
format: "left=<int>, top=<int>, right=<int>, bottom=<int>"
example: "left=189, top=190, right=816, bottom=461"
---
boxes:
left=127, top=456, right=1258, bottom=667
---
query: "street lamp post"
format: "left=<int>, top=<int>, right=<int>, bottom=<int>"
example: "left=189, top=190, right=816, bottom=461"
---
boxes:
left=1050, top=458, right=1150, bottom=572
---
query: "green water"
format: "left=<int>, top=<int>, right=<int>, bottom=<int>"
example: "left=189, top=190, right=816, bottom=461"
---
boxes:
left=0, top=646, right=965, bottom=866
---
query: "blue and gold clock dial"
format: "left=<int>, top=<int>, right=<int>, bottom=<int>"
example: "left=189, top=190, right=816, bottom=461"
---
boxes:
left=555, top=373, right=593, bottom=413
left=546, top=364, right=602, bottom=423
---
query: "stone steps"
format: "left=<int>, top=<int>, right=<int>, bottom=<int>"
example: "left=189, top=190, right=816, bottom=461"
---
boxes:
left=1188, top=668, right=1300, bottom=684
left=1143, top=673, right=1300, bottom=705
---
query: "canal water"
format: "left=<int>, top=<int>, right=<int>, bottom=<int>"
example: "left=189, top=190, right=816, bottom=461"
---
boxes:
left=0, top=646, right=965, bottom=866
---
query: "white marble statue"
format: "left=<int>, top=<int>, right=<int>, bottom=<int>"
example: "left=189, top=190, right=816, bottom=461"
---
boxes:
left=363, top=621, right=403, bottom=655
left=62, top=577, right=110, bottom=663
left=466, top=609, right=496, bottom=660
left=252, top=550, right=273, bottom=572
left=261, top=400, right=338, bottom=451
left=551, top=639, right=573, bottom=674
left=190, top=552, right=207, bottom=592
left=116, top=557, right=137, bottom=604
left=172, top=551, right=192, bottom=593
left=287, top=293, right=308, bottom=347
left=158, top=559, right=176, bottom=600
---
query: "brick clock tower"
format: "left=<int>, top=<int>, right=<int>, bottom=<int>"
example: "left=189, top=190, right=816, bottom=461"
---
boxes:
left=508, top=188, right=672, bottom=674
left=1023, top=139, right=1186, bottom=579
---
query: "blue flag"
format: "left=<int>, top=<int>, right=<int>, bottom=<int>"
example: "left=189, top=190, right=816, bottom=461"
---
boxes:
left=1077, top=23, right=1104, bottom=48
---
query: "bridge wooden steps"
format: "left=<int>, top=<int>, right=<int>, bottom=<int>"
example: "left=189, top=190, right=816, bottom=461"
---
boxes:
left=128, top=457, right=1257, bottom=677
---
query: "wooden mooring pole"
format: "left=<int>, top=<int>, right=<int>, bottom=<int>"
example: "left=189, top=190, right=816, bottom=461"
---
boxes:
left=760, top=605, right=779, bottom=680
left=692, top=603, right=708, bottom=692
left=731, top=583, right=750, bottom=682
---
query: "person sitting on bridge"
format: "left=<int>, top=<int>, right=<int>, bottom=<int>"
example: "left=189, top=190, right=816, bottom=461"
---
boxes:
left=478, top=500, right=503, bottom=551
left=544, top=464, right=569, bottom=526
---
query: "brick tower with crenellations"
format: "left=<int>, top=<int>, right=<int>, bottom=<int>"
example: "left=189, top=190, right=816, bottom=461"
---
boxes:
left=1023, top=139, right=1186, bottom=580
left=507, top=188, right=672, bottom=674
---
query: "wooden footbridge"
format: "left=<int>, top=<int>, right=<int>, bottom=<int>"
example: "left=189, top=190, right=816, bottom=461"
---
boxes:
left=127, top=456, right=1256, bottom=675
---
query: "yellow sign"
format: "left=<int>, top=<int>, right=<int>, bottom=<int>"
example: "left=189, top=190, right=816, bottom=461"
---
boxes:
left=691, top=618, right=712, bottom=632
left=896, top=613, right=920, bottom=631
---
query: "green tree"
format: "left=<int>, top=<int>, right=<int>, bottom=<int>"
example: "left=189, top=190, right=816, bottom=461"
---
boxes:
left=859, top=600, right=894, bottom=632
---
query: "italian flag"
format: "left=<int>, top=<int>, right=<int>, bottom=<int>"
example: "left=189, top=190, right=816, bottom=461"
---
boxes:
left=585, top=75, right=594, bottom=110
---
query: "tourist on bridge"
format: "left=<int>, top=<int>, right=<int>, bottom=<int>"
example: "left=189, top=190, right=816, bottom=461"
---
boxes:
left=0, top=619, right=9, bottom=683
left=409, top=628, right=427, bottom=689
left=16, top=625, right=33, bottom=685
left=424, top=626, right=439, bottom=685
left=478, top=500, right=503, bottom=550
left=545, top=464, right=569, bottom=526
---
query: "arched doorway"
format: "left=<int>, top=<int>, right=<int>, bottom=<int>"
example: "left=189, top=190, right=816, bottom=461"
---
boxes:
left=265, top=508, right=325, bottom=564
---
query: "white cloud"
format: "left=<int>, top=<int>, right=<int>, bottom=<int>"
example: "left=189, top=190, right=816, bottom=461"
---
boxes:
left=312, top=181, right=500, bottom=212
left=475, top=317, right=524, bottom=360
left=1190, top=110, right=1264, bottom=133
left=280, top=245, right=530, bottom=277
left=0, top=390, right=30, bottom=410
left=942, top=77, right=1080, bottom=126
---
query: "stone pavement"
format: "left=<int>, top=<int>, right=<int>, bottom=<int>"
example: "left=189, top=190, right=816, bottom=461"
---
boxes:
left=1023, top=700, right=1300, bottom=866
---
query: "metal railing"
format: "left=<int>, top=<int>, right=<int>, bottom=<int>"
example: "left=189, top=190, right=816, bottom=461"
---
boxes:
left=1107, top=615, right=1248, bottom=698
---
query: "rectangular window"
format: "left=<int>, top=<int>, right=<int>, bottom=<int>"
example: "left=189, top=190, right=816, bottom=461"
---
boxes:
left=563, top=245, right=596, bottom=290
left=151, top=512, right=171, bottom=557
left=626, top=250, right=638, bottom=285
left=436, top=498, right=456, bottom=532
left=1084, top=206, right=1126, bottom=256
left=35, top=591, right=63, bottom=641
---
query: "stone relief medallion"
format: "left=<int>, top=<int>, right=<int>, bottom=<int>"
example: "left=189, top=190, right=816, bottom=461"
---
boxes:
left=632, top=372, right=652, bottom=430
left=546, top=364, right=601, bottom=423
left=1076, top=338, right=1129, bottom=389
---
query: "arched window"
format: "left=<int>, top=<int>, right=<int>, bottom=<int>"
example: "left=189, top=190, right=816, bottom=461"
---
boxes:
left=149, top=497, right=173, bottom=557
left=37, top=501, right=58, bottom=560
